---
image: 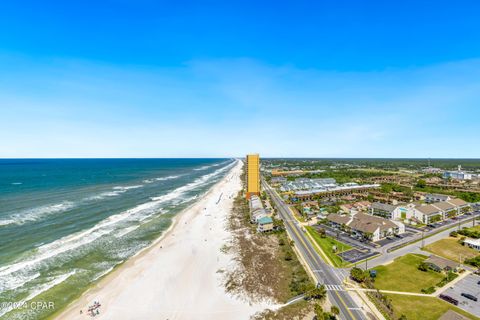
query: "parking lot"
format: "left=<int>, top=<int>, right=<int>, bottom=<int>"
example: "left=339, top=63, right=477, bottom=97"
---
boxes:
left=375, top=231, right=416, bottom=247
left=442, top=274, right=480, bottom=317
left=338, top=248, right=378, bottom=263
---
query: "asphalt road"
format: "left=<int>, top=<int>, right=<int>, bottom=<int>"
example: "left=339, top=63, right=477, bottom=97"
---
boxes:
left=263, top=180, right=367, bottom=320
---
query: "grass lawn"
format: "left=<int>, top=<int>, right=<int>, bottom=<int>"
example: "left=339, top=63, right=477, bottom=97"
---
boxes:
left=424, top=237, right=478, bottom=263
left=463, top=225, right=480, bottom=232
left=305, top=226, right=351, bottom=267
left=372, top=254, right=444, bottom=293
left=386, top=294, right=480, bottom=320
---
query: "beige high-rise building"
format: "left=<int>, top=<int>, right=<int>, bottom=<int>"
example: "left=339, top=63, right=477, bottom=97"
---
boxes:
left=246, top=154, right=260, bottom=199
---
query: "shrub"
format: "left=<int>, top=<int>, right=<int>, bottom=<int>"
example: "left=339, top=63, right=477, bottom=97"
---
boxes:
left=464, top=256, right=480, bottom=267
left=284, top=251, right=293, bottom=261
left=350, top=267, right=367, bottom=283
left=450, top=231, right=458, bottom=237
left=421, top=286, right=436, bottom=294
left=418, top=262, right=430, bottom=272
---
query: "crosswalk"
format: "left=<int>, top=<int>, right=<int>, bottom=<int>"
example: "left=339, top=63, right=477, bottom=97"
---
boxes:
left=324, top=284, right=345, bottom=291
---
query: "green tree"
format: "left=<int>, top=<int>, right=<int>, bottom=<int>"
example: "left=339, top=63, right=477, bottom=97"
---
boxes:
left=314, top=304, right=324, bottom=319
left=418, top=262, right=429, bottom=272
left=330, top=306, right=340, bottom=316
left=318, top=228, right=327, bottom=238
left=416, top=179, right=427, bottom=188
left=350, top=267, right=367, bottom=283
left=305, top=285, right=327, bottom=301
left=398, top=315, right=407, bottom=320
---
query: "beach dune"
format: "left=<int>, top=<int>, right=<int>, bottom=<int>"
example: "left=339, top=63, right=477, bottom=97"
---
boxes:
left=55, top=160, right=272, bottom=320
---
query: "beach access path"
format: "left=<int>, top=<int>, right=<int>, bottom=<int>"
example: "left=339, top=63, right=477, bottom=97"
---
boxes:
left=55, top=160, right=274, bottom=320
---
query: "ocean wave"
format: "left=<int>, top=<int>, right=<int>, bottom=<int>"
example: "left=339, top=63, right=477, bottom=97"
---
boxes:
left=194, top=160, right=231, bottom=171
left=0, top=271, right=40, bottom=292
left=112, top=185, right=143, bottom=191
left=11, top=182, right=22, bottom=185
left=86, top=184, right=144, bottom=201
left=0, top=201, right=75, bottom=226
left=155, top=175, right=181, bottom=181
left=0, top=160, right=237, bottom=295
left=151, top=160, right=235, bottom=202
left=0, top=270, right=76, bottom=318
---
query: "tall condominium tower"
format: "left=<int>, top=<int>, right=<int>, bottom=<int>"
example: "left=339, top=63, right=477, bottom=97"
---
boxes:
left=246, top=154, right=260, bottom=199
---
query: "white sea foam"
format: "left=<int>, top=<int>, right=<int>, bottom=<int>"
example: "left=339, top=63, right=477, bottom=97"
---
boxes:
left=112, top=185, right=143, bottom=191
left=0, top=201, right=75, bottom=226
left=114, top=225, right=140, bottom=238
left=194, top=160, right=231, bottom=171
left=0, top=219, right=16, bottom=226
left=0, top=271, right=76, bottom=318
left=86, top=184, right=144, bottom=201
left=0, top=160, right=237, bottom=294
left=92, top=266, right=115, bottom=282
left=155, top=175, right=180, bottom=181
left=152, top=161, right=234, bottom=203
left=0, top=271, right=40, bottom=292
left=11, top=182, right=22, bottom=185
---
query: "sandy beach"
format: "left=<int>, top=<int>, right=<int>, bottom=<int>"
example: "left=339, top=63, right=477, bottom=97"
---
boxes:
left=54, top=160, right=273, bottom=320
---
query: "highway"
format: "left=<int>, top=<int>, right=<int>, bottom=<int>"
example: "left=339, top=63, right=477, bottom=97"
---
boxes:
left=262, top=180, right=367, bottom=320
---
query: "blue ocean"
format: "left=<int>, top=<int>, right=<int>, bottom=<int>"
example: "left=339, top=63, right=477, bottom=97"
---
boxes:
left=0, top=158, right=235, bottom=319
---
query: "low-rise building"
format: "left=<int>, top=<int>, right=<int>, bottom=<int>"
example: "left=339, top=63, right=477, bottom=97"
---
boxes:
left=249, top=195, right=268, bottom=223
left=425, top=193, right=452, bottom=203
left=370, top=202, right=415, bottom=220
left=326, top=212, right=405, bottom=242
left=448, top=198, right=471, bottom=214
left=257, top=216, right=274, bottom=232
left=413, top=204, right=444, bottom=224
left=425, top=255, right=460, bottom=272
left=444, top=170, right=473, bottom=181
left=464, top=238, right=480, bottom=251
left=412, top=198, right=471, bottom=223
left=433, top=201, right=457, bottom=218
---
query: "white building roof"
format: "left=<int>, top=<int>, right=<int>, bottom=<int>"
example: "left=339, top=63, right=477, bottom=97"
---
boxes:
left=464, top=238, right=480, bottom=246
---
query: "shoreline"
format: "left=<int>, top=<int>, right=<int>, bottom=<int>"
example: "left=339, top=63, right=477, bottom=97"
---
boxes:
left=53, top=159, right=272, bottom=320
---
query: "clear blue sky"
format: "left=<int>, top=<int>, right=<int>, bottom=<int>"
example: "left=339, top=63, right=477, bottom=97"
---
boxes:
left=1, top=1, right=479, bottom=158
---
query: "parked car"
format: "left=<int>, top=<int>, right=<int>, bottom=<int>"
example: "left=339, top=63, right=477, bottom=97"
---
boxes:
left=440, top=294, right=459, bottom=305
left=461, top=293, right=478, bottom=302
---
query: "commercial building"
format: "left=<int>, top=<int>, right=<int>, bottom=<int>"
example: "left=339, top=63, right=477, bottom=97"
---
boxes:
left=326, top=212, right=405, bottom=242
left=246, top=154, right=260, bottom=199
left=443, top=166, right=473, bottom=180
left=280, top=178, right=379, bottom=200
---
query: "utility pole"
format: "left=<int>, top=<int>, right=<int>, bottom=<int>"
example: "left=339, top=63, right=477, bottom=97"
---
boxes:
left=421, top=231, right=424, bottom=248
